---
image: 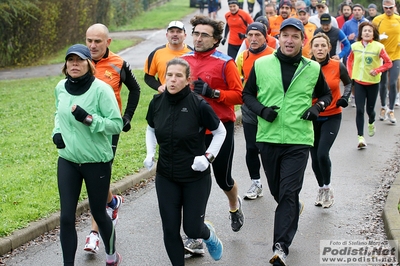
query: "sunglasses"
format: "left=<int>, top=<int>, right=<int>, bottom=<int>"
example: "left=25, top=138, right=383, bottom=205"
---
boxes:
left=317, top=6, right=325, bottom=9
left=383, top=5, right=394, bottom=9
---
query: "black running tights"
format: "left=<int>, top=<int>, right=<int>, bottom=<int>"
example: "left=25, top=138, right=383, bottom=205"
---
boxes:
left=57, top=157, right=115, bottom=266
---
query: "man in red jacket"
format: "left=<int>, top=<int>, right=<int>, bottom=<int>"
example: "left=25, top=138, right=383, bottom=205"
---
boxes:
left=181, top=15, right=245, bottom=255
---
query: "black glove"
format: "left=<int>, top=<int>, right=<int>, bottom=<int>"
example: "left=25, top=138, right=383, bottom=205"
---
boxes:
left=336, top=96, right=348, bottom=108
left=301, top=104, right=323, bottom=121
left=53, top=133, right=65, bottom=149
left=193, top=78, right=214, bottom=98
left=238, top=33, right=246, bottom=40
left=261, top=106, right=280, bottom=122
left=122, top=115, right=131, bottom=132
left=221, top=38, right=226, bottom=45
left=72, top=105, right=90, bottom=124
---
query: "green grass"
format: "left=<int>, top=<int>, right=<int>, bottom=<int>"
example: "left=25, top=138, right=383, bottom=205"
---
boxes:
left=0, top=0, right=195, bottom=237
left=36, top=39, right=142, bottom=66
left=109, top=0, right=193, bottom=31
left=0, top=70, right=154, bottom=237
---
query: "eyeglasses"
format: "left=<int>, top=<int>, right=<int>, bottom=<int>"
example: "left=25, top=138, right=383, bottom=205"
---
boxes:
left=192, top=32, right=213, bottom=39
left=383, top=5, right=394, bottom=9
left=317, top=5, right=325, bottom=9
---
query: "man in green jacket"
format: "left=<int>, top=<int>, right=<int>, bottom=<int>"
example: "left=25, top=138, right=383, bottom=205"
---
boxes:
left=242, top=18, right=332, bottom=266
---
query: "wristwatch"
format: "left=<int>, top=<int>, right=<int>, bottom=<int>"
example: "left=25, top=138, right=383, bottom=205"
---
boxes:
left=83, top=115, right=93, bottom=126
left=317, top=101, right=325, bottom=111
left=205, top=153, right=215, bottom=163
left=212, top=89, right=220, bottom=99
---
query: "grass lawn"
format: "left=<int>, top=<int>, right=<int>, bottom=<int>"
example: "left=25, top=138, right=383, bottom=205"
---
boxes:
left=0, top=0, right=196, bottom=237
left=0, top=71, right=154, bottom=237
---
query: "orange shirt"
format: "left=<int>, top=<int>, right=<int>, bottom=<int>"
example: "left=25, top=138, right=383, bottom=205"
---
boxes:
left=144, top=43, right=192, bottom=85
left=302, top=22, right=317, bottom=58
left=269, top=16, right=284, bottom=37
left=225, top=10, right=254, bottom=45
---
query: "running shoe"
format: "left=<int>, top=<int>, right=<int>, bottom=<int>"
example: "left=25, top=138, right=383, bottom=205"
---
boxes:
left=106, top=252, right=122, bottom=266
left=388, top=111, right=396, bottom=124
left=368, top=123, right=375, bottom=137
left=396, top=94, right=400, bottom=106
left=84, top=231, right=100, bottom=254
left=350, top=95, right=356, bottom=107
left=315, top=188, right=324, bottom=206
left=269, top=243, right=287, bottom=266
left=299, top=200, right=304, bottom=215
left=379, top=107, right=387, bottom=121
left=106, top=195, right=124, bottom=226
left=357, top=136, right=367, bottom=149
left=243, top=182, right=263, bottom=200
left=230, top=196, right=245, bottom=232
left=322, top=188, right=334, bottom=208
left=184, top=237, right=205, bottom=255
left=204, top=221, right=223, bottom=261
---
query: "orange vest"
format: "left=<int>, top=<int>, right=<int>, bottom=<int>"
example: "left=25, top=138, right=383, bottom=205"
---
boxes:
left=93, top=51, right=124, bottom=112
left=241, top=46, right=275, bottom=81
left=313, top=59, right=342, bottom=116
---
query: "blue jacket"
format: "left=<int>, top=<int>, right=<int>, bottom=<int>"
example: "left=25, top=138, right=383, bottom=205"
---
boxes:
left=342, top=16, right=369, bottom=44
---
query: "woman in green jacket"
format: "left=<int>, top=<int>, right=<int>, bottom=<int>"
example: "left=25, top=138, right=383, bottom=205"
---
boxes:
left=52, top=44, right=123, bottom=266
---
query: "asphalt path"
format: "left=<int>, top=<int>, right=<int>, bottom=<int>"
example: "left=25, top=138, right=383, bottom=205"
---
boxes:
left=3, top=108, right=400, bottom=265
left=2, top=2, right=400, bottom=266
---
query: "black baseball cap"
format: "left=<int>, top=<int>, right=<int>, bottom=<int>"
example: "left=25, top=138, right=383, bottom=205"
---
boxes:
left=320, top=13, right=331, bottom=25
left=65, top=44, right=91, bottom=61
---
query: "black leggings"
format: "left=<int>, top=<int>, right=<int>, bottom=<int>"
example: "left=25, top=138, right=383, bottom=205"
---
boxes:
left=156, top=174, right=212, bottom=266
left=243, top=121, right=261, bottom=180
left=205, top=121, right=235, bottom=191
left=310, top=113, right=341, bottom=187
left=355, top=82, right=379, bottom=136
left=227, top=44, right=241, bottom=60
left=57, top=157, right=116, bottom=266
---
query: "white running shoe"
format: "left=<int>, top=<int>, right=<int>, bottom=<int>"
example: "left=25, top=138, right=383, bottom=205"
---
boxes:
left=315, top=188, right=324, bottom=206
left=243, top=182, right=263, bottom=200
left=379, top=107, right=387, bottom=121
left=322, top=188, right=334, bottom=208
left=388, top=111, right=397, bottom=124
left=351, top=95, right=356, bottom=107
left=84, top=231, right=100, bottom=253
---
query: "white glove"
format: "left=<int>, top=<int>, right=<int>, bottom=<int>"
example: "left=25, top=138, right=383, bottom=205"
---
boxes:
left=379, top=32, right=388, bottom=40
left=143, top=155, right=154, bottom=171
left=191, top=155, right=210, bottom=172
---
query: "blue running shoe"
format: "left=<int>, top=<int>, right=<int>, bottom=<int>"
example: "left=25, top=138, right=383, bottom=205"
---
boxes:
left=204, top=221, right=223, bottom=261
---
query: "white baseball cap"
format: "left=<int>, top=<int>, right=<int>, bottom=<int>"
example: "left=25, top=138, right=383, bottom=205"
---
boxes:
left=167, top=21, right=185, bottom=32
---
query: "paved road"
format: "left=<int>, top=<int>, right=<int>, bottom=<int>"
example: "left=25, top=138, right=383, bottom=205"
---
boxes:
left=2, top=2, right=400, bottom=266
left=3, top=108, right=400, bottom=265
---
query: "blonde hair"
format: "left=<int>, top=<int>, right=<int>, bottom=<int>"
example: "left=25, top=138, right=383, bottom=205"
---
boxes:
left=309, top=32, right=331, bottom=57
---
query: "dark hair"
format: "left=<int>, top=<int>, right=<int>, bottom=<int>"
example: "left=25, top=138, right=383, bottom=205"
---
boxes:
left=340, top=2, right=353, bottom=12
left=166, top=58, right=191, bottom=78
left=190, top=15, right=225, bottom=45
left=357, top=21, right=379, bottom=41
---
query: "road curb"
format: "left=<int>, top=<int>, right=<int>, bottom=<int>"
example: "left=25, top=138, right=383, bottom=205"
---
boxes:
left=0, top=111, right=242, bottom=256
left=0, top=168, right=155, bottom=256
left=383, top=174, right=400, bottom=258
